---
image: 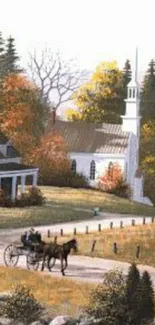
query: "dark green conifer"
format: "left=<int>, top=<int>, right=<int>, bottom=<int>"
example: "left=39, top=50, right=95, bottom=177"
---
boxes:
left=140, top=271, right=154, bottom=323
left=5, top=35, right=23, bottom=74
left=141, top=59, right=155, bottom=122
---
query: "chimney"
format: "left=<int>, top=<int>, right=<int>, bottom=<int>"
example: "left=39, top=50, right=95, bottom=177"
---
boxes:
left=52, top=107, right=56, bottom=124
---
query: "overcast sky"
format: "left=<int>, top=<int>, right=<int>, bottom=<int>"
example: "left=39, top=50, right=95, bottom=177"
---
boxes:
left=1, top=0, right=155, bottom=77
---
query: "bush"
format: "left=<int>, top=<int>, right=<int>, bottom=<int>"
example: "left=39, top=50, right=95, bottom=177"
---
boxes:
left=39, top=171, right=89, bottom=188
left=84, top=264, right=155, bottom=325
left=98, top=163, right=131, bottom=199
left=16, top=186, right=46, bottom=207
left=0, top=284, right=44, bottom=325
left=0, top=188, right=14, bottom=207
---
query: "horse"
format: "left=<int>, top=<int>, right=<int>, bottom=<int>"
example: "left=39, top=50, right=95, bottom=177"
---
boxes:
left=40, top=238, right=78, bottom=276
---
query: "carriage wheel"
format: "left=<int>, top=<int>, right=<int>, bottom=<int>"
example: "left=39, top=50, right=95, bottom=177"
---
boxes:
left=48, top=257, right=56, bottom=272
left=3, top=244, right=19, bottom=267
left=26, top=252, right=40, bottom=271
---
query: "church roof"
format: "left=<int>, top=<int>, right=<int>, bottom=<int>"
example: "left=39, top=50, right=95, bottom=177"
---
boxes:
left=50, top=120, right=130, bottom=154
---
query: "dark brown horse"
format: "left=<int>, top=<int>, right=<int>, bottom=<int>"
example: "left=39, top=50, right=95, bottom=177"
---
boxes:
left=40, top=238, right=78, bottom=276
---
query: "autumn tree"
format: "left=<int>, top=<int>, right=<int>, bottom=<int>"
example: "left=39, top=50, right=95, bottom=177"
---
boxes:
left=28, top=49, right=87, bottom=109
left=98, top=163, right=131, bottom=198
left=0, top=74, right=50, bottom=156
left=66, top=61, right=125, bottom=124
left=27, top=131, right=71, bottom=184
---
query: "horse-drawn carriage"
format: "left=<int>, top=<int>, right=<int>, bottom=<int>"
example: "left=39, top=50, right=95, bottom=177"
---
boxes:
left=3, top=229, right=55, bottom=271
left=3, top=228, right=78, bottom=275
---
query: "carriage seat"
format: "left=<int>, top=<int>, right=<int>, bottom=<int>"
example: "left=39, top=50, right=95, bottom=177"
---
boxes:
left=21, top=230, right=42, bottom=248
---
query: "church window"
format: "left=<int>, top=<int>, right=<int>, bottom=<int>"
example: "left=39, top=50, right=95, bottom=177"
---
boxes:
left=108, top=162, right=113, bottom=178
left=90, top=160, right=96, bottom=180
left=71, top=159, right=76, bottom=174
left=133, top=88, right=135, bottom=98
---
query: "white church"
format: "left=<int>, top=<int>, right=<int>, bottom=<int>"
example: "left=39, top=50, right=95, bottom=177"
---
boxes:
left=50, top=56, right=152, bottom=206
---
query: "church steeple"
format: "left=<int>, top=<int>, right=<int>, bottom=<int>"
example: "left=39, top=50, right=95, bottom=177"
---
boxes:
left=121, top=48, right=141, bottom=137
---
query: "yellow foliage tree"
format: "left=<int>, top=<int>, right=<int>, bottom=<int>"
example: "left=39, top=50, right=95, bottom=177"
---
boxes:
left=66, top=61, right=124, bottom=124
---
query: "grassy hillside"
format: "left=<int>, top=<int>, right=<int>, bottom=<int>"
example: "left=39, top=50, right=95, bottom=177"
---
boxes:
left=0, top=186, right=155, bottom=229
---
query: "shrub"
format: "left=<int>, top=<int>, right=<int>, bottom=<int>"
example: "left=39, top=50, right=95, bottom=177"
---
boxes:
left=16, top=186, right=46, bottom=207
left=39, top=171, right=89, bottom=188
left=84, top=264, right=155, bottom=325
left=0, top=188, right=13, bottom=207
left=0, top=284, right=44, bottom=325
left=98, top=163, right=131, bottom=198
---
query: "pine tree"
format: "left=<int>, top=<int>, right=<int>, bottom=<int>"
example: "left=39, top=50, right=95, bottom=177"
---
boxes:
left=141, top=59, right=155, bottom=122
left=122, top=59, right=132, bottom=113
left=0, top=31, right=5, bottom=79
left=125, top=263, right=142, bottom=325
left=140, top=271, right=154, bottom=323
left=5, top=35, right=22, bottom=74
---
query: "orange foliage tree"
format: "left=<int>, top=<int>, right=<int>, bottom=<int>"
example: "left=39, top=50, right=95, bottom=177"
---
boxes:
left=98, top=163, right=131, bottom=198
left=0, top=74, right=49, bottom=157
left=27, top=130, right=71, bottom=184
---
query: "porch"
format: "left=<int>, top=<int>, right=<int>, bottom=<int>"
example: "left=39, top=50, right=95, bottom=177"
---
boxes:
left=0, top=163, right=39, bottom=200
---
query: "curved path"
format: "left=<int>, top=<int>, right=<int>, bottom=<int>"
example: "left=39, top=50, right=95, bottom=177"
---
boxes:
left=0, top=214, right=155, bottom=286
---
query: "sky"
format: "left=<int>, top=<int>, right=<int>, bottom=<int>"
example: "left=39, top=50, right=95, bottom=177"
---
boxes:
left=1, top=0, right=155, bottom=78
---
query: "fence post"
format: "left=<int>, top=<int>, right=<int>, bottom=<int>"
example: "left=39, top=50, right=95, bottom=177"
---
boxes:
left=110, top=222, right=113, bottom=229
left=91, top=240, right=97, bottom=253
left=132, top=219, right=135, bottom=226
left=54, top=236, right=57, bottom=243
left=136, top=245, right=140, bottom=259
left=113, top=242, right=117, bottom=254
left=98, top=224, right=101, bottom=232
left=74, top=228, right=77, bottom=235
left=152, top=216, right=155, bottom=223
left=47, top=229, right=50, bottom=238
left=86, top=226, right=89, bottom=234
left=143, top=217, right=146, bottom=225
left=60, top=229, right=63, bottom=236
left=120, top=221, right=123, bottom=228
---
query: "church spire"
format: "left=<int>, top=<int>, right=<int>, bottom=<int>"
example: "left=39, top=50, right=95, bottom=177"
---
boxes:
left=121, top=48, right=140, bottom=137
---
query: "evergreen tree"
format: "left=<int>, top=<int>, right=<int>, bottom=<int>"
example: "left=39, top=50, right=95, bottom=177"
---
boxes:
left=5, top=35, right=22, bottom=74
left=0, top=32, right=5, bottom=80
left=122, top=60, right=132, bottom=114
left=125, top=263, right=142, bottom=325
left=140, top=271, right=154, bottom=323
left=141, top=59, right=155, bottom=122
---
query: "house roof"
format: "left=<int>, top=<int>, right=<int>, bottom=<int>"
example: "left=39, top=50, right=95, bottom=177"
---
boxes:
left=50, top=120, right=130, bottom=154
left=0, top=163, right=37, bottom=171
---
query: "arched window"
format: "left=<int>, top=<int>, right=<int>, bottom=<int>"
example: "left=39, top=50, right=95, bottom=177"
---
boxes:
left=133, top=88, right=135, bottom=98
left=71, top=159, right=76, bottom=174
left=108, top=161, right=113, bottom=176
left=129, top=88, right=132, bottom=98
left=90, top=160, right=96, bottom=180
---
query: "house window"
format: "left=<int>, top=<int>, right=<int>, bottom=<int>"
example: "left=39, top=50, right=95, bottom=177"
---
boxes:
left=71, top=160, right=76, bottom=174
left=7, top=146, right=13, bottom=157
left=90, top=160, right=96, bottom=180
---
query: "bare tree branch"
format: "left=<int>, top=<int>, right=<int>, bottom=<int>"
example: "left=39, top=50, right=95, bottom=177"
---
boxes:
left=28, top=49, right=88, bottom=110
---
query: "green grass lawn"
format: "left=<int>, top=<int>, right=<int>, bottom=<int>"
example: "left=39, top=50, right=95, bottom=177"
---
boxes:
left=0, top=186, right=155, bottom=229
